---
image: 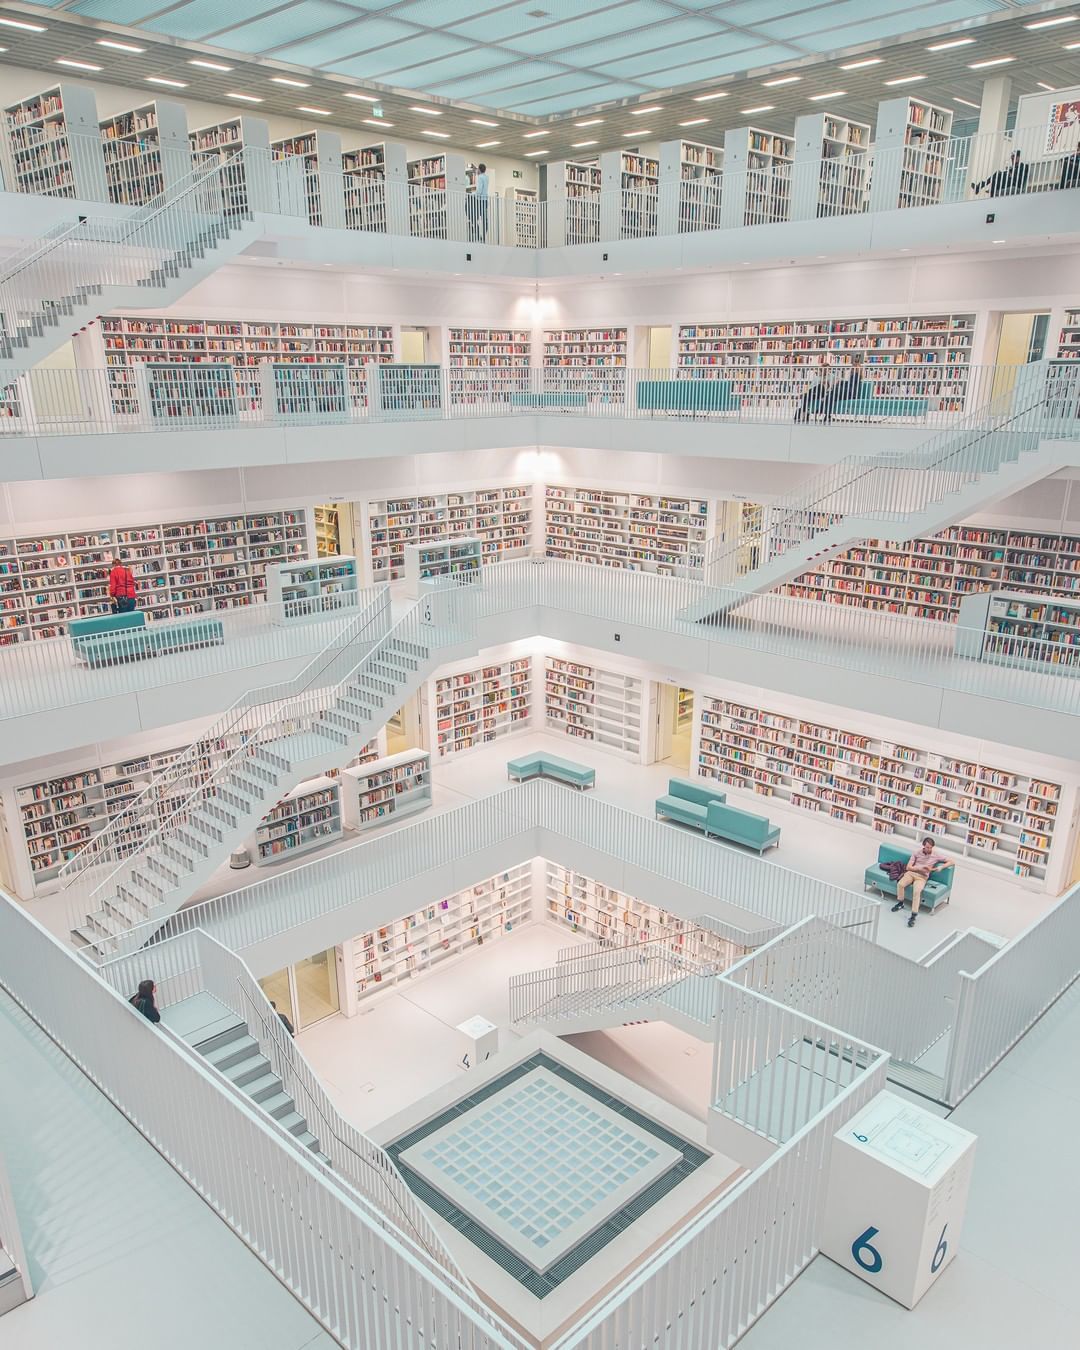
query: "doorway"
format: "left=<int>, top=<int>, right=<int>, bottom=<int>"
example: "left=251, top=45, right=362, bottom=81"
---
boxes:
left=400, top=327, right=427, bottom=363
left=386, top=692, right=423, bottom=753
left=258, top=947, right=341, bottom=1032
left=991, top=311, right=1050, bottom=404
left=647, top=325, right=672, bottom=370
left=656, top=684, right=694, bottom=769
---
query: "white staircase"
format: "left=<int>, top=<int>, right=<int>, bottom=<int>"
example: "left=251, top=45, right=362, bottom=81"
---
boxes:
left=698, top=361, right=1080, bottom=614
left=63, top=586, right=473, bottom=954
left=0, top=155, right=262, bottom=372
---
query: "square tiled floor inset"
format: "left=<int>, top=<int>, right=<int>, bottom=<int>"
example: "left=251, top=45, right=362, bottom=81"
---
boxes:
left=388, top=1051, right=710, bottom=1298
left=399, top=1067, right=681, bottom=1272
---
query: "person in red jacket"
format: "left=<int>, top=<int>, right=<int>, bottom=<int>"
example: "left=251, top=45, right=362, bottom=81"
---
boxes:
left=108, top=553, right=138, bottom=614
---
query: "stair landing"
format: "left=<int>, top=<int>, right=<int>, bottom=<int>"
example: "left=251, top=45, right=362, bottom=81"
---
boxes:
left=161, top=992, right=241, bottom=1048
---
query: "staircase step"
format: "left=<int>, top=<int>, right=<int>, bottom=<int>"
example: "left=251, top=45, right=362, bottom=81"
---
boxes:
left=260, top=1091, right=297, bottom=1120
left=193, top=1022, right=249, bottom=1056
left=204, top=1034, right=259, bottom=1071
left=298, top=1133, right=324, bottom=1155
left=244, top=1070, right=285, bottom=1103
left=275, top=1110, right=310, bottom=1138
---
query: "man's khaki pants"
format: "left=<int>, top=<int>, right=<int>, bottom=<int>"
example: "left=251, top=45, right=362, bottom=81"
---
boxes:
left=897, top=871, right=927, bottom=913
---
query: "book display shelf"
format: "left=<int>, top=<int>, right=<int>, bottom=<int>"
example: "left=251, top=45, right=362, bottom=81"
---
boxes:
left=544, top=656, right=643, bottom=759
left=447, top=328, right=532, bottom=404
left=542, top=327, right=628, bottom=399
left=352, top=863, right=531, bottom=1002
left=544, top=486, right=710, bottom=575
left=136, top=362, right=238, bottom=423
left=0, top=509, right=308, bottom=644
left=403, top=538, right=482, bottom=598
left=342, top=141, right=406, bottom=232
left=341, top=749, right=431, bottom=831
left=364, top=487, right=532, bottom=583
left=1057, top=308, right=1080, bottom=360
left=792, top=112, right=870, bottom=219
left=258, top=363, right=350, bottom=419
left=98, top=314, right=395, bottom=415
left=956, top=590, right=1080, bottom=670
left=508, top=186, right=539, bottom=247
left=4, top=83, right=107, bottom=200
left=314, top=505, right=341, bottom=557
left=784, top=522, right=1080, bottom=622
left=721, top=126, right=794, bottom=227
left=600, top=149, right=659, bottom=237
left=696, top=695, right=1063, bottom=881
left=190, top=116, right=270, bottom=214
left=548, top=160, right=602, bottom=246
left=659, top=139, right=724, bottom=233
left=266, top=555, right=358, bottom=619
left=407, top=151, right=466, bottom=238
left=249, top=776, right=341, bottom=866
left=433, top=657, right=533, bottom=758
left=869, top=96, right=952, bottom=212
left=99, top=99, right=189, bottom=205
left=271, top=130, right=343, bottom=228
left=676, top=312, right=975, bottom=410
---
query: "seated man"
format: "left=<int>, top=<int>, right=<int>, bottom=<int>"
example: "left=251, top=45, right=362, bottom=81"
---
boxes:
left=891, top=836, right=951, bottom=927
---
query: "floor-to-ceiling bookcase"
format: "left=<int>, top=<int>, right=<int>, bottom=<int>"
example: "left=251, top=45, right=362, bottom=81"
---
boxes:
left=544, top=485, right=710, bottom=574
left=363, top=487, right=532, bottom=583
left=542, top=327, right=627, bottom=399
left=432, top=657, right=533, bottom=758
left=695, top=693, right=1062, bottom=882
left=543, top=656, right=643, bottom=759
left=446, top=327, right=532, bottom=403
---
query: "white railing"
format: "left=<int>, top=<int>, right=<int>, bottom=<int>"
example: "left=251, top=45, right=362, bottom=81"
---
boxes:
left=6, top=359, right=1060, bottom=439
left=942, top=877, right=1080, bottom=1105
left=0, top=1144, right=32, bottom=1308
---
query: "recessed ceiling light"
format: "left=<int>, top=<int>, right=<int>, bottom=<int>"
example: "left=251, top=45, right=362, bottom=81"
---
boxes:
left=476, top=140, right=501, bottom=147
left=189, top=58, right=233, bottom=71
left=740, top=104, right=775, bottom=114
left=809, top=90, right=846, bottom=101
left=992, top=239, right=1006, bottom=243
left=97, top=39, right=144, bottom=53
left=631, top=105, right=662, bottom=115
left=623, top=129, right=648, bottom=136
left=574, top=118, right=604, bottom=126
left=969, top=57, right=1014, bottom=69
left=693, top=90, right=729, bottom=102
left=840, top=57, right=882, bottom=69
left=226, top=92, right=263, bottom=102
left=422, top=128, right=451, bottom=138
left=884, top=74, right=926, bottom=85
left=56, top=59, right=102, bottom=72
left=344, top=92, right=378, bottom=102
left=410, top=105, right=443, bottom=116
left=1066, top=40, right=1080, bottom=48
left=763, top=75, right=801, bottom=87
left=1025, top=13, right=1077, bottom=28
left=927, top=37, right=975, bottom=51
left=470, top=118, right=499, bottom=127
left=362, top=118, right=393, bottom=127
left=147, top=77, right=187, bottom=88
left=0, top=17, right=46, bottom=31
left=271, top=76, right=309, bottom=87
left=953, top=97, right=981, bottom=109
left=1037, top=82, right=1057, bottom=91
left=571, top=140, right=597, bottom=147
left=524, top=149, right=549, bottom=156
left=523, top=130, right=549, bottom=138
left=298, top=107, right=330, bottom=117
left=679, top=118, right=709, bottom=126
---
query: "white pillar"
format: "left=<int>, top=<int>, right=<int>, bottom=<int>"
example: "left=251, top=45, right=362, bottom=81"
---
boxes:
left=970, top=76, right=1012, bottom=195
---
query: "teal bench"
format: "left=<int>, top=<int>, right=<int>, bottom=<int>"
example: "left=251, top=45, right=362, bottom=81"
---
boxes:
left=832, top=380, right=929, bottom=420
left=864, top=842, right=954, bottom=912
left=705, top=802, right=781, bottom=853
left=507, top=753, right=595, bottom=790
left=636, top=380, right=741, bottom=414
left=510, top=392, right=588, bottom=409
left=71, top=611, right=224, bottom=667
left=655, top=778, right=726, bottom=832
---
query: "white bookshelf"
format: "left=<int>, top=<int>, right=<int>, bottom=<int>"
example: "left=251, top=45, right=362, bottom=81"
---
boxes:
left=98, top=313, right=394, bottom=416
left=351, top=863, right=532, bottom=1002
left=1056, top=307, right=1080, bottom=361
left=784, top=522, right=1080, bottom=622
left=507, top=186, right=538, bottom=247
left=721, top=126, right=793, bottom=227
left=271, top=130, right=343, bottom=228
left=189, top=115, right=271, bottom=214
left=544, top=485, right=709, bottom=575
left=446, top=327, right=532, bottom=404
left=676, top=312, right=976, bottom=411
left=600, top=148, right=659, bottom=238
left=258, top=362, right=350, bottom=419
left=341, top=749, right=431, bottom=831
left=659, top=138, right=723, bottom=234
left=547, top=159, right=602, bottom=246
left=314, top=505, right=340, bottom=557
left=4, top=82, right=106, bottom=200
left=696, top=694, right=1063, bottom=882
left=403, top=537, right=481, bottom=598
left=135, top=362, right=238, bottom=423
left=433, top=656, right=533, bottom=758
left=869, top=96, right=953, bottom=212
left=407, top=151, right=466, bottom=239
left=342, top=140, right=407, bottom=232
left=99, top=99, right=189, bottom=206
left=544, top=656, right=643, bottom=759
left=791, top=112, right=871, bottom=220
left=956, top=589, right=1080, bottom=670
left=542, top=326, right=627, bottom=400
left=364, top=487, right=531, bottom=583
left=0, top=508, right=307, bottom=644
left=266, top=555, right=358, bottom=619
left=249, top=776, right=341, bottom=866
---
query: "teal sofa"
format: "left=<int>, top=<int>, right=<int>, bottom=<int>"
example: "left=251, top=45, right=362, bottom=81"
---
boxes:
left=864, top=842, right=954, bottom=912
left=705, top=802, right=781, bottom=853
left=507, top=752, right=595, bottom=790
left=636, top=380, right=740, bottom=414
left=71, top=611, right=224, bottom=667
left=655, top=778, right=727, bottom=832
left=831, top=380, right=929, bottom=420
left=510, top=391, right=588, bottom=409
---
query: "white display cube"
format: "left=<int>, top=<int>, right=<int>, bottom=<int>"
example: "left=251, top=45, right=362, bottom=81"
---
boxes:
left=821, top=1090, right=976, bottom=1309
left=458, top=1014, right=499, bottom=1067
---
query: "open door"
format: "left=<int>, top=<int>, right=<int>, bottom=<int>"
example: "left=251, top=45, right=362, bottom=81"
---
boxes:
left=655, top=684, right=693, bottom=768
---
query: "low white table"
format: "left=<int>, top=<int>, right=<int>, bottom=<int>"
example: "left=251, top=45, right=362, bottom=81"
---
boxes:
left=457, top=1014, right=499, bottom=1068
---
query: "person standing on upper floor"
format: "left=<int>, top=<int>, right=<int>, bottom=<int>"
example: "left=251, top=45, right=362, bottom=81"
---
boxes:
left=475, top=162, right=490, bottom=240
left=129, top=979, right=160, bottom=1023
left=108, top=552, right=138, bottom=614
